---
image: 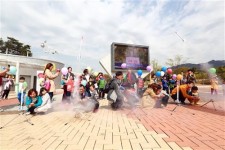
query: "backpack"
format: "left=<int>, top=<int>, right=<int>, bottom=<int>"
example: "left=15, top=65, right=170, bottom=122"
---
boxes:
left=44, top=80, right=51, bottom=92
left=103, top=79, right=114, bottom=93
left=40, top=74, right=51, bottom=92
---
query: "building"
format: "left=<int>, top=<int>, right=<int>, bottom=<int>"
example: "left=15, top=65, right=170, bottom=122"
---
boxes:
left=0, top=53, right=64, bottom=93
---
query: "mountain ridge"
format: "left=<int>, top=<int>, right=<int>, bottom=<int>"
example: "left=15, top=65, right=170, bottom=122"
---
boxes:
left=171, top=60, right=225, bottom=69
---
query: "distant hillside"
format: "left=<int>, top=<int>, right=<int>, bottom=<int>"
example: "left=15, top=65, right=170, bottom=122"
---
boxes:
left=172, top=60, right=225, bottom=69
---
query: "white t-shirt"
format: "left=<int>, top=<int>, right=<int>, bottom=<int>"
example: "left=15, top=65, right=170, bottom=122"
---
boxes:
left=19, top=82, right=28, bottom=93
left=4, top=80, right=12, bottom=90
left=36, top=93, right=51, bottom=113
left=85, top=74, right=90, bottom=82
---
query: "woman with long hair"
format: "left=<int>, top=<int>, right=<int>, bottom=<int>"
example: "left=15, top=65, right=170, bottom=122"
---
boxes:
left=43, top=63, right=60, bottom=100
left=141, top=83, right=169, bottom=108
left=35, top=87, right=51, bottom=113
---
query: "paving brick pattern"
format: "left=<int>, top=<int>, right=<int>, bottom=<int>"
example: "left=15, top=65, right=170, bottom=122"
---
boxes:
left=0, top=99, right=225, bottom=150
left=122, top=104, right=225, bottom=150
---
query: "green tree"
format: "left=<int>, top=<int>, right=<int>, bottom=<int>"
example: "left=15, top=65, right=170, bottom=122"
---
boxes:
left=0, top=37, right=32, bottom=57
left=166, top=54, right=188, bottom=67
left=173, top=67, right=189, bottom=75
left=150, top=59, right=161, bottom=71
left=0, top=38, right=4, bottom=53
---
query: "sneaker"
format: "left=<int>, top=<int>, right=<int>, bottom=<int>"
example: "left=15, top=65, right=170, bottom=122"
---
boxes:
left=175, top=100, right=180, bottom=104
left=194, top=102, right=198, bottom=105
left=181, top=102, right=186, bottom=105
left=25, top=112, right=30, bottom=115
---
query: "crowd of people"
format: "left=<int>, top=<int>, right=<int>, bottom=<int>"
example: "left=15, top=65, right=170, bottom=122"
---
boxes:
left=0, top=64, right=225, bottom=116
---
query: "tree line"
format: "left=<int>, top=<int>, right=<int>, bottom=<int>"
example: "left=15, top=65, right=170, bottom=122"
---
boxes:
left=0, top=37, right=32, bottom=57
left=150, top=55, right=225, bottom=84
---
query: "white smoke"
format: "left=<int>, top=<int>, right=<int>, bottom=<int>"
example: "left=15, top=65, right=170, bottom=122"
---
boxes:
left=200, top=63, right=225, bottom=107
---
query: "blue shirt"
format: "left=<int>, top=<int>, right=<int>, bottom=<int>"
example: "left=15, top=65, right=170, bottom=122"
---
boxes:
left=26, top=96, right=43, bottom=107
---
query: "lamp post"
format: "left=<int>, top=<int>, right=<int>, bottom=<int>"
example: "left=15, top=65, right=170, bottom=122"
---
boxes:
left=174, top=31, right=185, bottom=104
left=6, top=48, right=8, bottom=54
left=26, top=51, right=31, bottom=57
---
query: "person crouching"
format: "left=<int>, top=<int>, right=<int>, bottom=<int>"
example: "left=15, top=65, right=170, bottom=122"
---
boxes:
left=35, top=87, right=52, bottom=113
left=26, top=89, right=42, bottom=115
left=171, top=81, right=199, bottom=105
left=89, top=84, right=99, bottom=113
left=141, top=83, right=169, bottom=108
left=188, top=86, right=200, bottom=105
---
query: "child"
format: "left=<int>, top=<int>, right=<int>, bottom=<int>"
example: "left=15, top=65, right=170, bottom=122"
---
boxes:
left=18, top=77, right=28, bottom=105
left=98, top=75, right=106, bottom=99
left=65, top=75, right=74, bottom=103
left=2, top=75, right=13, bottom=99
left=35, top=87, right=51, bottom=113
left=168, top=78, right=176, bottom=94
left=188, top=86, right=200, bottom=105
left=26, top=89, right=42, bottom=115
left=136, top=75, right=144, bottom=97
left=210, top=76, right=218, bottom=95
left=162, top=76, right=169, bottom=94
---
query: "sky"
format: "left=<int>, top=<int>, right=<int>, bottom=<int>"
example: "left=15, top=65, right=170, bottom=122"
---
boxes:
left=0, top=0, right=224, bottom=73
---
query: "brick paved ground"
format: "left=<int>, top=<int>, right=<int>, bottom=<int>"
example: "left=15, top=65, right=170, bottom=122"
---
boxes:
left=0, top=85, right=224, bottom=150
left=0, top=99, right=225, bottom=150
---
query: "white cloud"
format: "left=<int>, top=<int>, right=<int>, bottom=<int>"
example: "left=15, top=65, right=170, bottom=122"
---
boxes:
left=0, top=0, right=224, bottom=72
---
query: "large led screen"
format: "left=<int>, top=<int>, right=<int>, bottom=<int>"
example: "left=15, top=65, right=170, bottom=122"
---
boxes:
left=111, top=42, right=149, bottom=71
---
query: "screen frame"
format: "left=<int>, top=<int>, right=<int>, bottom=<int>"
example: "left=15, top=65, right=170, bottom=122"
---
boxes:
left=111, top=42, right=150, bottom=72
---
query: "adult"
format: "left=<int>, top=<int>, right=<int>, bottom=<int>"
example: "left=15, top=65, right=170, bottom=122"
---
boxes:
left=86, top=75, right=96, bottom=97
left=43, top=63, right=60, bottom=100
left=141, top=83, right=169, bottom=108
left=2, top=75, right=14, bottom=99
left=0, top=66, right=10, bottom=98
left=62, top=67, right=74, bottom=99
left=123, top=69, right=137, bottom=89
left=83, top=69, right=90, bottom=82
left=73, top=84, right=96, bottom=115
left=107, top=71, right=124, bottom=110
left=26, top=89, right=42, bottom=115
left=171, top=81, right=199, bottom=104
left=186, top=69, right=196, bottom=84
